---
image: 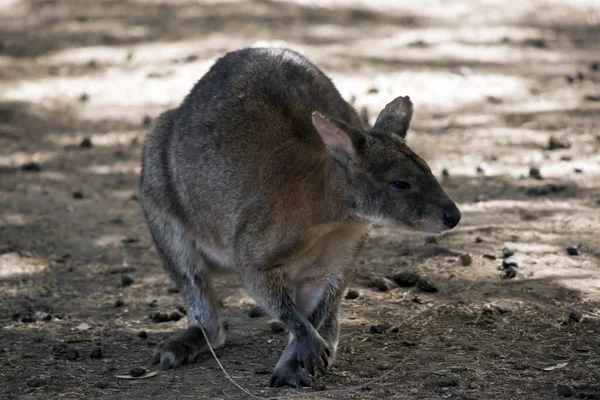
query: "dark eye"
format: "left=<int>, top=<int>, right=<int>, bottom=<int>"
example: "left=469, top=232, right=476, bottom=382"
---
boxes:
left=390, top=181, right=411, bottom=191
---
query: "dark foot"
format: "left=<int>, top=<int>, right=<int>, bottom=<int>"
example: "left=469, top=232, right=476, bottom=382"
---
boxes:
left=152, top=327, right=209, bottom=369
left=269, top=365, right=312, bottom=388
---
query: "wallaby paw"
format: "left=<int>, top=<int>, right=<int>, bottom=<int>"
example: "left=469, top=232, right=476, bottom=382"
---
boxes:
left=268, top=367, right=312, bottom=388
left=295, top=332, right=330, bottom=375
left=152, top=327, right=208, bottom=369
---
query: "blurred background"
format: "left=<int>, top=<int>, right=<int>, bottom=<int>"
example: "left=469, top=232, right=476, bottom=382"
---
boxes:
left=1, top=0, right=599, bottom=399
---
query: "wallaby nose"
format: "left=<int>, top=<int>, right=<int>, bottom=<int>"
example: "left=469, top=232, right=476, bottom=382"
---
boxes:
left=443, top=207, right=461, bottom=229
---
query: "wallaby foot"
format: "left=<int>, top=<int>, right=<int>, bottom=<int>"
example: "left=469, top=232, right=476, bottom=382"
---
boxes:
left=152, top=326, right=224, bottom=369
left=269, top=339, right=313, bottom=388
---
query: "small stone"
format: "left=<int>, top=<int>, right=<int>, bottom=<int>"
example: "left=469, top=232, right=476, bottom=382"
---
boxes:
left=167, top=287, right=180, bottom=293
left=476, top=163, right=490, bottom=175
left=114, top=297, right=124, bottom=308
left=584, top=93, right=600, bottom=102
left=79, top=93, right=89, bottom=102
left=169, top=311, right=183, bottom=321
left=561, top=155, right=573, bottom=161
left=21, top=313, right=36, bottom=323
left=548, top=137, right=571, bottom=150
left=129, top=367, right=147, bottom=377
left=441, top=168, right=449, bottom=177
left=121, top=237, right=138, bottom=244
left=417, top=279, right=438, bottom=293
left=66, top=347, right=79, bottom=361
left=79, top=137, right=93, bottom=148
left=367, top=87, right=379, bottom=94
left=138, top=331, right=148, bottom=339
left=412, top=295, right=424, bottom=304
left=429, top=375, right=459, bottom=387
left=21, top=162, right=42, bottom=172
left=121, top=274, right=134, bottom=287
left=523, top=38, right=546, bottom=48
left=567, top=246, right=580, bottom=256
left=42, top=313, right=52, bottom=321
left=344, top=289, right=359, bottom=300
left=150, top=312, right=170, bottom=323
left=569, top=310, right=582, bottom=323
left=148, top=299, right=158, bottom=308
left=557, top=385, right=573, bottom=397
left=486, top=95, right=503, bottom=104
left=574, top=168, right=583, bottom=174
left=502, top=247, right=516, bottom=258
left=94, top=381, right=108, bottom=389
left=27, top=378, right=47, bottom=388
left=475, top=236, right=484, bottom=243
left=483, top=254, right=497, bottom=260
left=566, top=74, right=577, bottom=84
left=504, top=266, right=518, bottom=279
left=142, top=115, right=152, bottom=126
left=591, top=62, right=599, bottom=71
left=424, top=235, right=438, bottom=244
left=269, top=321, right=286, bottom=333
left=503, top=259, right=518, bottom=269
left=460, top=253, right=472, bottom=266
left=370, top=322, right=391, bottom=334
left=371, top=277, right=397, bottom=292
left=73, top=190, right=84, bottom=199
left=529, top=167, right=543, bottom=180
left=90, top=346, right=102, bottom=359
left=247, top=306, right=264, bottom=318
left=391, top=272, right=420, bottom=287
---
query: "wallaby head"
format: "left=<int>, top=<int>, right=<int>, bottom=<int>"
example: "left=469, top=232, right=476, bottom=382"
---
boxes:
left=312, top=95, right=460, bottom=233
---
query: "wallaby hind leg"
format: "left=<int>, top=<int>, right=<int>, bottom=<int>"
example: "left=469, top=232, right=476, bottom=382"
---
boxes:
left=146, top=211, right=224, bottom=369
left=269, top=276, right=344, bottom=388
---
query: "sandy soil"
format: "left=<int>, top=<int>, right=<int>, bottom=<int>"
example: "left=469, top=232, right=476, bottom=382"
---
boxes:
left=1, top=0, right=600, bottom=399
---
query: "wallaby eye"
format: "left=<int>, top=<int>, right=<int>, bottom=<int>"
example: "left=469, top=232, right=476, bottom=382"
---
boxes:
left=390, top=181, right=411, bottom=191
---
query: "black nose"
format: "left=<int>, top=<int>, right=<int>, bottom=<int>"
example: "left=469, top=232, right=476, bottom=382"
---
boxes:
left=443, top=207, right=461, bottom=229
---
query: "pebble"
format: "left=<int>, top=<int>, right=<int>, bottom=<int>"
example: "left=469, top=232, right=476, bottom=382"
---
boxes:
left=502, top=247, right=516, bottom=258
left=585, top=93, right=600, bottom=102
left=503, top=259, right=518, bottom=269
left=73, top=190, right=84, bottom=199
left=90, top=346, right=102, bottom=359
left=114, top=297, right=124, bottom=308
left=417, top=279, right=438, bottom=293
left=167, top=287, right=180, bottom=293
left=569, top=310, right=582, bottom=323
left=475, top=236, right=484, bottom=243
left=557, top=385, right=573, bottom=397
left=121, top=274, right=134, bottom=287
left=247, top=306, right=264, bottom=318
left=574, top=168, right=583, bottom=174
left=529, top=167, right=543, bottom=180
left=138, top=331, right=148, bottom=339
left=169, top=311, right=183, bottom=321
left=142, top=115, right=152, bottom=126
left=429, top=375, right=459, bottom=387
left=441, top=168, right=449, bottom=177
left=27, top=378, right=47, bottom=388
left=21, top=313, right=37, bottom=323
left=148, top=299, right=158, bottom=308
left=486, top=95, right=503, bottom=104
left=548, top=137, right=571, bottom=150
left=79, top=137, right=93, bottom=148
left=269, top=320, right=286, bottom=333
left=424, top=235, right=438, bottom=244
left=79, top=93, right=90, bottom=102
left=460, top=253, right=472, bottom=266
left=369, top=322, right=391, bottom=334
left=591, top=62, right=599, bottom=71
left=94, top=381, right=108, bottom=389
left=504, top=266, right=518, bottom=279
left=66, top=347, right=79, bottom=361
left=372, top=277, right=397, bottom=292
left=129, top=367, right=147, bottom=377
left=150, top=312, right=170, bottom=323
left=392, top=272, right=420, bottom=287
left=567, top=246, right=580, bottom=256
left=344, top=289, right=359, bottom=300
left=21, top=162, right=42, bottom=172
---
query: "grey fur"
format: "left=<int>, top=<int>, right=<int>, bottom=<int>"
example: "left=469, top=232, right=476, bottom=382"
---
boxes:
left=140, top=47, right=460, bottom=387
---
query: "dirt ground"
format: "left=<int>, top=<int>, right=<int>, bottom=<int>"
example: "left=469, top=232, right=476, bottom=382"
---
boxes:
left=1, top=0, right=600, bottom=399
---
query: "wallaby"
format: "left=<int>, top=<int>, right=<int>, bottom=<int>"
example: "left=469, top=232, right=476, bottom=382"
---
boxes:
left=140, top=47, right=461, bottom=388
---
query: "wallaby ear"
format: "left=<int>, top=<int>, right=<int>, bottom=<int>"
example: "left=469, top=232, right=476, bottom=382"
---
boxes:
left=312, top=111, right=356, bottom=164
left=372, top=95, right=413, bottom=138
